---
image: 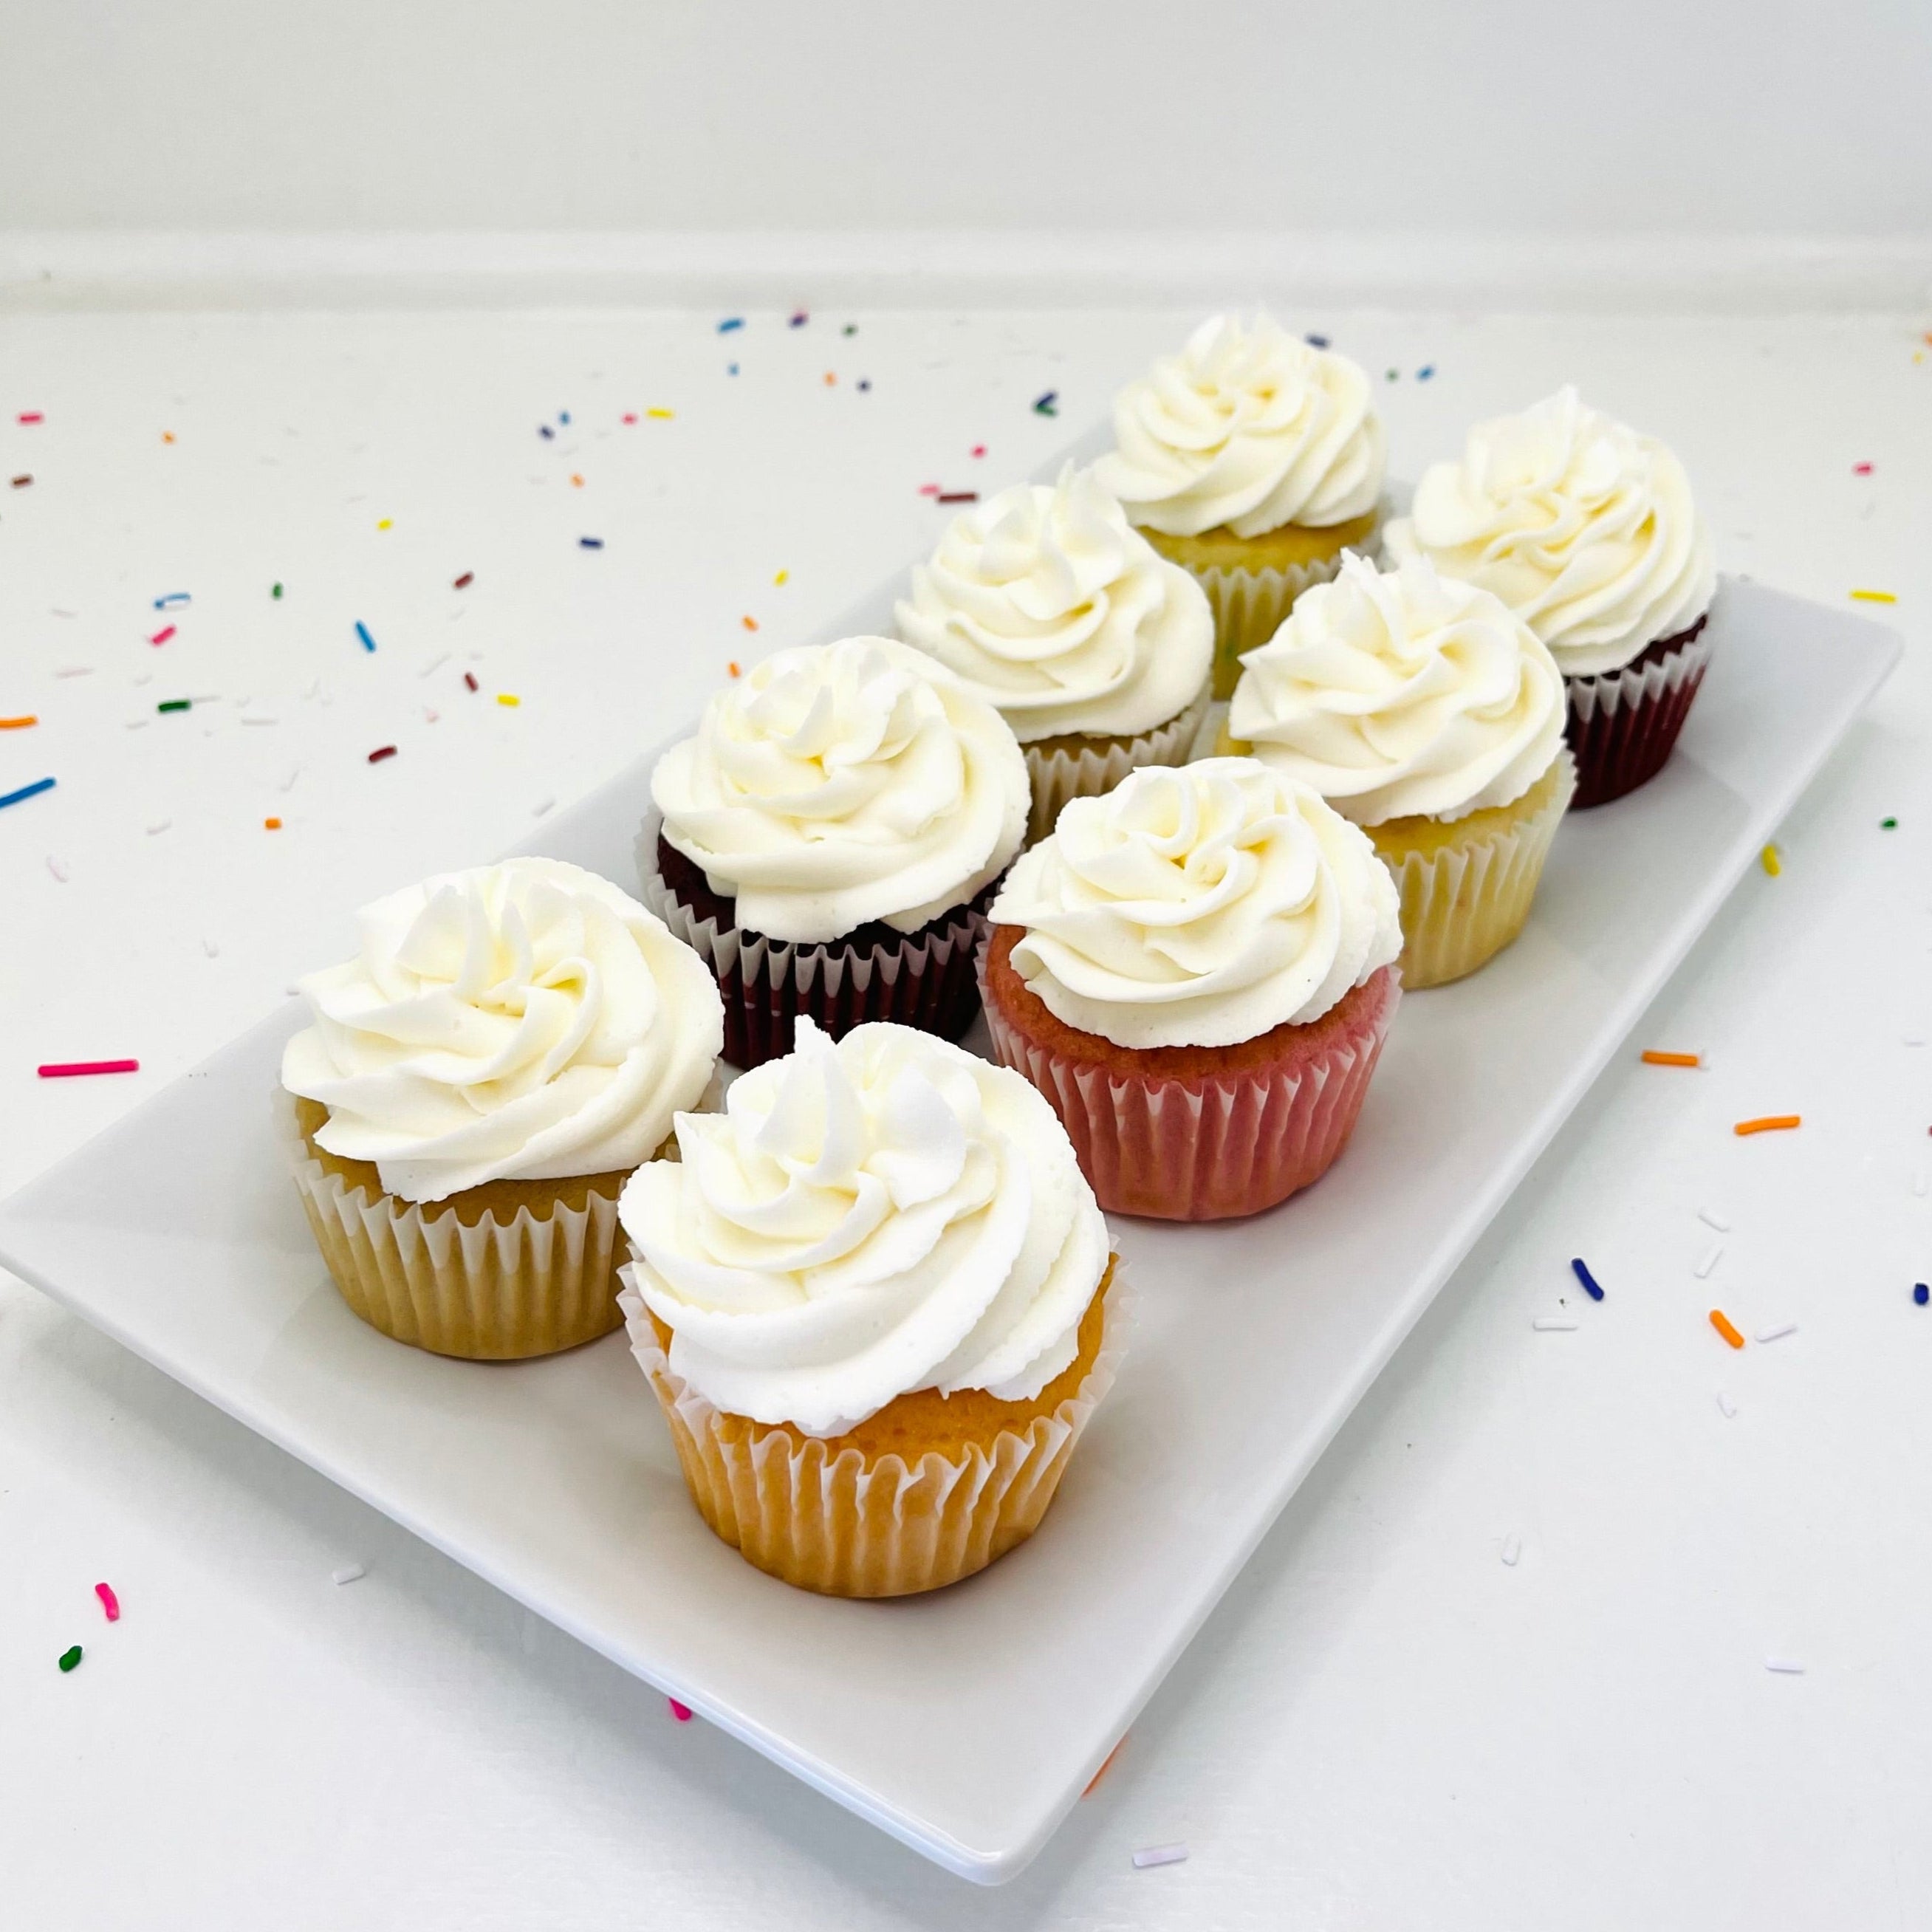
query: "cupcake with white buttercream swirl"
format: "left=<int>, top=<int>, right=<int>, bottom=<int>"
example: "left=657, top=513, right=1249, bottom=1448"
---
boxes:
left=980, top=758, right=1403, bottom=1220
left=1224, top=554, right=1575, bottom=987
left=643, top=636, right=1030, bottom=1067
left=896, top=464, right=1213, bottom=840
left=617, top=1016, right=1123, bottom=1597
left=1094, top=313, right=1388, bottom=699
left=1384, top=386, right=1717, bottom=806
left=280, top=857, right=724, bottom=1357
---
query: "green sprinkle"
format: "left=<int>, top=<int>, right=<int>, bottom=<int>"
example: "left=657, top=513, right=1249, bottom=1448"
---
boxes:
left=157, top=698, right=191, bottom=713
left=842, top=323, right=857, bottom=336
left=272, top=583, right=284, bottom=600
left=1385, top=368, right=1400, bottom=381
left=58, top=1645, right=82, bottom=1673
left=1881, top=816, right=1898, bottom=828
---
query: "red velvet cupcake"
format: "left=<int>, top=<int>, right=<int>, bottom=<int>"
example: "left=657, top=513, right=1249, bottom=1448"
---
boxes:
left=644, top=637, right=1029, bottom=1067
left=982, top=758, right=1403, bottom=1222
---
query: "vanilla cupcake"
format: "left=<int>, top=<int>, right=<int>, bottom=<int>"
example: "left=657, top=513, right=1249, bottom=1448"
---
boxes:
left=1225, top=553, right=1574, bottom=987
left=895, top=463, right=1213, bottom=840
left=1094, top=314, right=1387, bottom=699
left=643, top=637, right=1030, bottom=1067
left=981, top=759, right=1402, bottom=1221
left=280, top=858, right=724, bottom=1358
left=618, top=1016, right=1123, bottom=1597
left=1384, top=386, right=1716, bottom=806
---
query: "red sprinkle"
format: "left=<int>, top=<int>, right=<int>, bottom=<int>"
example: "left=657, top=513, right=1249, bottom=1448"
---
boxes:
left=936, top=491, right=979, bottom=504
left=149, top=625, right=176, bottom=645
left=38, top=1059, right=140, bottom=1078
left=622, top=411, right=638, bottom=425
left=1854, top=462, right=1874, bottom=475
left=17, top=411, right=43, bottom=425
left=367, top=744, right=398, bottom=764
left=11, top=473, right=33, bottom=488
left=668, top=1698, right=693, bottom=1722
left=970, top=444, right=987, bottom=458
left=463, top=671, right=479, bottom=692
left=95, top=1582, right=120, bottom=1623
left=453, top=571, right=474, bottom=589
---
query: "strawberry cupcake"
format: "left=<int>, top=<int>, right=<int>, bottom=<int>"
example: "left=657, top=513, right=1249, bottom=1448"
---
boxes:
left=981, top=758, right=1402, bottom=1221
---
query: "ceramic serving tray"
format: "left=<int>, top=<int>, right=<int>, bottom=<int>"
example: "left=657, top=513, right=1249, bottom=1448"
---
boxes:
left=0, top=465, right=1899, bottom=1878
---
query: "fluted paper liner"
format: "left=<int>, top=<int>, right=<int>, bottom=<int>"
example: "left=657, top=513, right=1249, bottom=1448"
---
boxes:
left=980, top=953, right=1400, bottom=1222
left=1021, top=682, right=1210, bottom=844
left=1191, top=551, right=1352, bottom=701
left=637, top=812, right=990, bottom=1068
left=1563, top=618, right=1713, bottom=808
left=617, top=1261, right=1131, bottom=1597
left=1371, top=750, right=1577, bottom=990
left=276, top=1089, right=630, bottom=1359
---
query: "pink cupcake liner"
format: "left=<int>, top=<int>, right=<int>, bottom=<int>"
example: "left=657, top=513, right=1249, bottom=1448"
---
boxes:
left=1563, top=612, right=1712, bottom=808
left=979, top=955, right=1401, bottom=1222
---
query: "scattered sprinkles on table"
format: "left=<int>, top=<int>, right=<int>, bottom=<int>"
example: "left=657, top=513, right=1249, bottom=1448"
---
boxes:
left=1570, top=1258, right=1606, bottom=1301
left=95, top=1582, right=120, bottom=1623
left=1849, top=589, right=1897, bottom=603
left=58, top=1646, right=82, bottom=1674
left=668, top=1698, right=693, bottom=1722
left=1735, top=1114, right=1801, bottom=1136
left=1641, top=1049, right=1702, bottom=1068
left=354, top=621, right=377, bottom=652
left=1710, top=1310, right=1747, bottom=1349
left=0, top=776, right=56, bottom=812
left=1761, top=843, right=1781, bottom=876
left=38, top=1059, right=140, bottom=1078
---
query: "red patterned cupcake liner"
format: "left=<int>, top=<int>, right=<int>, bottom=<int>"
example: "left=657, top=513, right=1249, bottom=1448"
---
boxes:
left=979, top=933, right=1400, bottom=1222
left=639, top=819, right=993, bottom=1069
left=1563, top=611, right=1712, bottom=808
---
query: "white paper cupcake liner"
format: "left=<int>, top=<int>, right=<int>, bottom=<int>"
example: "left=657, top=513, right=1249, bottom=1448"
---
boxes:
left=637, top=812, right=991, bottom=1066
left=1564, top=622, right=1712, bottom=727
left=1021, top=682, right=1210, bottom=844
left=1375, top=750, right=1578, bottom=989
left=617, top=1260, right=1131, bottom=1597
left=275, top=1089, right=630, bottom=1359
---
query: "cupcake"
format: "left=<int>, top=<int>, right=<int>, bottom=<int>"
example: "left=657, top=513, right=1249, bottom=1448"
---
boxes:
left=980, top=758, right=1402, bottom=1221
left=894, top=463, right=1213, bottom=842
left=643, top=636, right=1030, bottom=1068
left=1093, top=313, right=1387, bottom=700
left=1383, top=386, right=1716, bottom=807
left=279, top=857, right=724, bottom=1359
left=617, top=1015, right=1123, bottom=1597
left=1224, top=552, right=1575, bottom=988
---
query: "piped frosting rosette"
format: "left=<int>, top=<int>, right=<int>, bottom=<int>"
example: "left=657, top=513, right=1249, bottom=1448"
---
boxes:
left=279, top=857, right=723, bottom=1356
left=643, top=637, right=1030, bottom=1065
left=896, top=464, right=1212, bottom=839
left=617, top=1017, right=1123, bottom=1595
left=979, top=758, right=1402, bottom=1220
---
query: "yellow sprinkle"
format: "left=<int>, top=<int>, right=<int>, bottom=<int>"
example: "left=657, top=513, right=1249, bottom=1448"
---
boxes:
left=1849, top=589, right=1897, bottom=603
left=773, top=569, right=789, bottom=586
left=646, top=407, right=675, bottom=419
left=496, top=693, right=521, bottom=708
left=1761, top=843, right=1781, bottom=877
left=377, top=518, right=393, bottom=531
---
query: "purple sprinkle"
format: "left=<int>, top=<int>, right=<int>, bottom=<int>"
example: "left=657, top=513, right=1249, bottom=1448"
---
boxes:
left=538, top=425, right=554, bottom=439
left=1305, top=333, right=1330, bottom=349
left=579, top=536, right=604, bottom=549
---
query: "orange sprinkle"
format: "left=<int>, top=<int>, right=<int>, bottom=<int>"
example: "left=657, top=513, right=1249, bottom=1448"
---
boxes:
left=162, top=431, right=176, bottom=443
left=1734, top=1114, right=1801, bottom=1136
left=263, top=815, right=282, bottom=830
left=0, top=715, right=38, bottom=730
left=741, top=614, right=758, bottom=631
left=1642, top=1050, right=1702, bottom=1069
left=1082, top=1737, right=1127, bottom=1798
left=823, top=371, right=837, bottom=386
left=570, top=473, right=584, bottom=487
left=727, top=661, right=742, bottom=678
left=1710, top=1309, right=1745, bottom=1349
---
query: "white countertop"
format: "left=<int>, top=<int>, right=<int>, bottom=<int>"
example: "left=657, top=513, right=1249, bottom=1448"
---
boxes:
left=3, top=304, right=1928, bottom=1930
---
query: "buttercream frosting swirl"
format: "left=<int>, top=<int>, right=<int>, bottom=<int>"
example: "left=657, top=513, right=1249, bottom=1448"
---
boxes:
left=1383, top=386, right=1716, bottom=676
left=619, top=1016, right=1109, bottom=1434
left=1093, top=313, right=1386, bottom=539
left=990, top=758, right=1401, bottom=1051
left=894, top=463, right=1213, bottom=742
left=651, top=637, right=1030, bottom=945
left=281, top=857, right=724, bottom=1203
left=1228, top=552, right=1566, bottom=825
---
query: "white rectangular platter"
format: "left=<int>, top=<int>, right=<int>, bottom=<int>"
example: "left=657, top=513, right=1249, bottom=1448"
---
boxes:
left=0, top=556, right=1898, bottom=1882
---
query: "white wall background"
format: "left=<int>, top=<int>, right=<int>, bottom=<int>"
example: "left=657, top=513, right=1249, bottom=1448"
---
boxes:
left=3, top=0, right=1930, bottom=240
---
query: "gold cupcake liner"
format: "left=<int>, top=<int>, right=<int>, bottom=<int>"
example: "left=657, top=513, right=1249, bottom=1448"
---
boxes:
left=1021, top=682, right=1210, bottom=844
left=276, top=1089, right=632, bottom=1360
left=1368, top=750, right=1577, bottom=989
left=1192, top=552, right=1351, bottom=700
left=617, top=1262, right=1131, bottom=1597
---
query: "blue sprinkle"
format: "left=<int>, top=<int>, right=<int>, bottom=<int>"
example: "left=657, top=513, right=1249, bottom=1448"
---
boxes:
left=857, top=378, right=871, bottom=392
left=727, top=363, right=739, bottom=377
left=354, top=620, right=377, bottom=652
left=0, top=775, right=56, bottom=812
left=1916, top=1284, right=1928, bottom=1307
left=579, top=536, right=604, bottom=549
left=1305, top=332, right=1330, bottom=349
left=538, top=425, right=555, bottom=439
left=717, top=317, right=744, bottom=334
left=1032, top=390, right=1058, bottom=415
left=559, top=410, right=571, bottom=425
left=1417, top=365, right=1436, bottom=381
left=788, top=310, right=809, bottom=328
left=1570, top=1257, right=1606, bottom=1301
left=152, top=592, right=191, bottom=609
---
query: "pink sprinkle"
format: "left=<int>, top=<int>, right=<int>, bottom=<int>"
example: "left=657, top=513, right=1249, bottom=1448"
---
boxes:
left=1853, top=462, right=1874, bottom=475
left=970, top=444, right=987, bottom=458
left=149, top=625, right=176, bottom=645
left=622, top=412, right=639, bottom=425
left=668, top=1698, right=693, bottom=1722
left=918, top=483, right=940, bottom=497
left=95, top=1582, right=120, bottom=1622
left=18, top=411, right=44, bottom=425
left=38, top=1058, right=140, bottom=1078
